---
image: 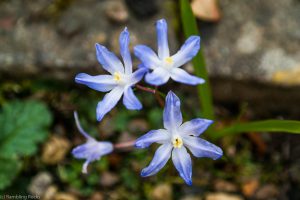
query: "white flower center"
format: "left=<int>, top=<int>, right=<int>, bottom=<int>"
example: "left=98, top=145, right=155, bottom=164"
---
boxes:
left=162, top=57, right=174, bottom=70
left=113, top=72, right=129, bottom=85
left=172, top=135, right=183, bottom=148
left=113, top=72, right=122, bottom=81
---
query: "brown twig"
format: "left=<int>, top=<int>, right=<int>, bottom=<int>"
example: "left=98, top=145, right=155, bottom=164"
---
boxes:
left=114, top=140, right=136, bottom=150
left=135, top=84, right=165, bottom=108
left=154, top=86, right=165, bottom=108
left=135, top=84, right=156, bottom=94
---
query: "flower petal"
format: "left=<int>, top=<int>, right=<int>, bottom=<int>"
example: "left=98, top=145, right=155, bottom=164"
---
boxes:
left=123, top=87, right=142, bottom=110
left=141, top=143, right=172, bottom=177
left=156, top=19, right=169, bottom=59
left=119, top=27, right=132, bottom=74
left=82, top=160, right=91, bottom=174
left=172, top=147, right=192, bottom=185
left=97, top=141, right=114, bottom=156
left=72, top=143, right=94, bottom=159
left=95, top=43, right=124, bottom=74
left=170, top=68, right=205, bottom=85
left=163, top=91, right=183, bottom=130
left=172, top=36, right=200, bottom=68
left=74, top=111, right=94, bottom=140
left=183, top=136, right=223, bottom=160
left=72, top=141, right=113, bottom=160
left=129, top=67, right=148, bottom=85
left=77, top=141, right=113, bottom=174
left=134, top=45, right=161, bottom=69
left=145, top=68, right=170, bottom=86
left=96, top=86, right=124, bottom=121
left=135, top=129, right=170, bottom=148
left=179, top=118, right=213, bottom=137
left=75, top=73, right=116, bottom=92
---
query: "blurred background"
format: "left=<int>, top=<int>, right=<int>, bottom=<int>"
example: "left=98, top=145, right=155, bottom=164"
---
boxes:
left=0, top=0, right=300, bottom=199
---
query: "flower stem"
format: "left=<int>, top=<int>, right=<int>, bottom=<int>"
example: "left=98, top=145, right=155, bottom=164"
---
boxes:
left=135, top=84, right=156, bottom=94
left=135, top=84, right=165, bottom=108
left=114, top=140, right=136, bottom=150
left=154, top=86, right=165, bottom=108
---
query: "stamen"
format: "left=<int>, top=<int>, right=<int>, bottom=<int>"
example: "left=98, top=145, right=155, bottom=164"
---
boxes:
left=165, top=57, right=173, bottom=64
left=113, top=72, right=122, bottom=81
left=172, top=136, right=183, bottom=148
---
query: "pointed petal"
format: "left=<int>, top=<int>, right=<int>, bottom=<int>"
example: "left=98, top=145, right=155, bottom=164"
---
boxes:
left=145, top=68, right=170, bottom=86
left=123, top=87, right=142, bottom=110
left=119, top=28, right=132, bottom=74
left=156, top=19, right=169, bottom=59
left=134, top=45, right=161, bottom=69
left=179, top=118, right=213, bottom=137
left=96, top=142, right=114, bottom=156
left=72, top=143, right=93, bottom=159
left=129, top=67, right=148, bottom=85
left=135, top=129, right=170, bottom=148
left=73, top=141, right=113, bottom=174
left=170, top=68, right=205, bottom=85
left=96, top=86, right=124, bottom=121
left=75, top=73, right=116, bottom=92
left=82, top=160, right=91, bottom=174
left=172, top=147, right=192, bottom=185
left=74, top=111, right=94, bottom=140
left=172, top=36, right=200, bottom=68
left=141, top=143, right=172, bottom=177
left=184, top=136, right=223, bottom=160
left=72, top=141, right=113, bottom=160
left=163, top=91, right=183, bottom=130
left=95, top=43, right=124, bottom=74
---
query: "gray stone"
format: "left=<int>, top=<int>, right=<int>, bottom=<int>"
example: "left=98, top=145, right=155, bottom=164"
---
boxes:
left=0, top=0, right=177, bottom=79
left=235, top=22, right=262, bottom=54
left=28, top=172, right=53, bottom=197
left=203, top=0, right=300, bottom=84
left=1, top=0, right=300, bottom=88
left=105, top=0, right=129, bottom=24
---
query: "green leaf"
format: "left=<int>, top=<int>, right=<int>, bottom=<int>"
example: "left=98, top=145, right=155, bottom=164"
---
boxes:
left=0, top=157, right=22, bottom=190
left=214, top=120, right=300, bottom=139
left=0, top=100, right=52, bottom=158
left=179, top=0, right=214, bottom=119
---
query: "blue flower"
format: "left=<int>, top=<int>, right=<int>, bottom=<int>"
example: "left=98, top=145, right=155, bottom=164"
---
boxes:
left=135, top=91, right=222, bottom=185
left=75, top=28, right=147, bottom=121
left=72, top=112, right=113, bottom=173
left=134, top=19, right=205, bottom=86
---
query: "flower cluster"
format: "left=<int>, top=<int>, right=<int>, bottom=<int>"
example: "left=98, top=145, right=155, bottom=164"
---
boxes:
left=72, top=19, right=222, bottom=185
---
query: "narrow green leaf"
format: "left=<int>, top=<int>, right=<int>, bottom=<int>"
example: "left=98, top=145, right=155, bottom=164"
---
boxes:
left=0, top=157, right=22, bottom=190
left=179, top=0, right=214, bottom=119
left=213, top=120, right=300, bottom=139
left=0, top=100, right=52, bottom=158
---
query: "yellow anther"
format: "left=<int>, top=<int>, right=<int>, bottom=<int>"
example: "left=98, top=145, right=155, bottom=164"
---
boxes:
left=113, top=72, right=122, bottom=81
left=165, top=57, right=173, bottom=64
left=172, top=136, right=183, bottom=148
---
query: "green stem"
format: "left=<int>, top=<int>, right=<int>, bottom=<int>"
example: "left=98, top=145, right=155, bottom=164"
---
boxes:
left=213, top=119, right=300, bottom=139
left=179, top=0, right=214, bottom=119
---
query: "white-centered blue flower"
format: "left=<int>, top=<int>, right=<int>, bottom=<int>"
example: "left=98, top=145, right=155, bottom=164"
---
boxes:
left=75, top=28, right=147, bottom=121
left=72, top=112, right=113, bottom=173
left=134, top=19, right=205, bottom=86
left=135, top=91, right=222, bottom=185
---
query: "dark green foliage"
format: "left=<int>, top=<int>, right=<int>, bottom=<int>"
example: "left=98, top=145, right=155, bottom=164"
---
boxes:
left=0, top=100, right=52, bottom=190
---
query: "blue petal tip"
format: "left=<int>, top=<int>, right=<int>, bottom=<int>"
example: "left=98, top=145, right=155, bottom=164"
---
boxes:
left=186, top=179, right=192, bottom=186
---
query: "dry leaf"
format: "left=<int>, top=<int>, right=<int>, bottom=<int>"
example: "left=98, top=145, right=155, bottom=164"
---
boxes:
left=191, top=0, right=221, bottom=22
